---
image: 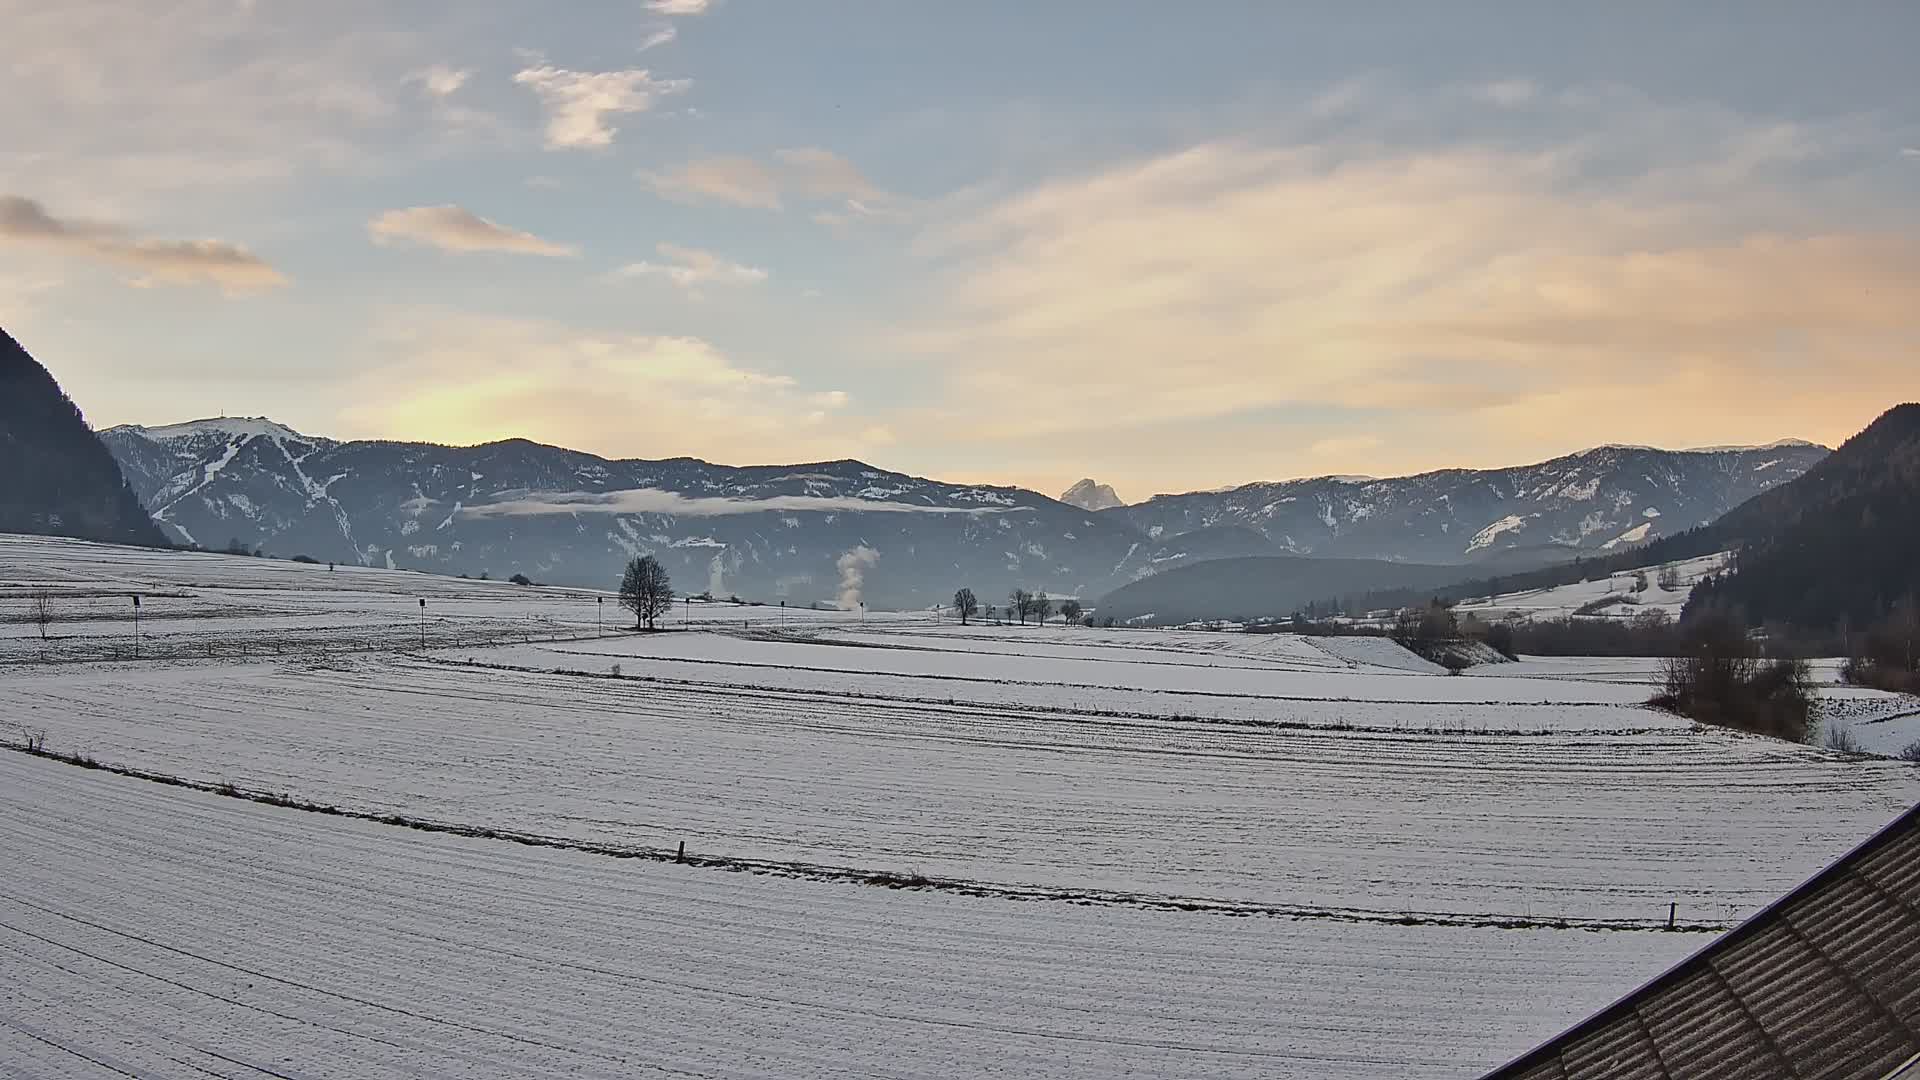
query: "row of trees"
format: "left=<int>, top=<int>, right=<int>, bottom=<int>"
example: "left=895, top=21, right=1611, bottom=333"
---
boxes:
left=1840, top=599, right=1920, bottom=693
left=951, top=587, right=1085, bottom=626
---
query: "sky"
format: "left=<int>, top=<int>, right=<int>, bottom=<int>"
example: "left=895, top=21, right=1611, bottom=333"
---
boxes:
left=3, top=2, right=1918, bottom=500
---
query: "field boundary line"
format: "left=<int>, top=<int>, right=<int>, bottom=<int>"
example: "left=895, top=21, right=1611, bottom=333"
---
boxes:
left=3, top=741, right=1726, bottom=935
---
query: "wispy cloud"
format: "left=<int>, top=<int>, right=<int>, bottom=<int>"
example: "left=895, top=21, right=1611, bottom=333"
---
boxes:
left=0, top=194, right=286, bottom=292
left=0, top=0, right=421, bottom=195
left=1474, top=79, right=1538, bottom=107
left=642, top=147, right=901, bottom=219
left=640, top=156, right=781, bottom=208
left=368, top=205, right=577, bottom=256
left=514, top=64, right=691, bottom=149
left=410, top=64, right=471, bottom=99
left=639, top=24, right=677, bottom=52
left=609, top=242, right=766, bottom=288
left=645, top=0, right=711, bottom=13
left=339, top=313, right=886, bottom=466
left=461, top=488, right=1008, bottom=518
left=899, top=88, right=1920, bottom=479
left=1902, top=147, right=1920, bottom=158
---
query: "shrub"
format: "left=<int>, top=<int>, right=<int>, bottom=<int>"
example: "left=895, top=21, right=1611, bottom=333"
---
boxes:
left=509, top=573, right=534, bottom=586
left=1652, top=610, right=1814, bottom=742
left=1898, top=740, right=1920, bottom=763
left=1440, top=651, right=1472, bottom=675
left=1823, top=723, right=1862, bottom=753
left=291, top=554, right=320, bottom=564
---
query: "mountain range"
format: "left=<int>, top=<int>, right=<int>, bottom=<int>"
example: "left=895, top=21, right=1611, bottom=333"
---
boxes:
left=1103, top=441, right=1829, bottom=565
left=97, top=413, right=1827, bottom=610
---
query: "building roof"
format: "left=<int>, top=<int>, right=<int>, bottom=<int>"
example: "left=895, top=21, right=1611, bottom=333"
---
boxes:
left=1483, top=802, right=1920, bottom=1080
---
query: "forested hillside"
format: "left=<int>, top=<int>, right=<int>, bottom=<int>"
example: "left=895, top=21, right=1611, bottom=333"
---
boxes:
left=1686, top=403, right=1920, bottom=630
left=0, top=328, right=167, bottom=547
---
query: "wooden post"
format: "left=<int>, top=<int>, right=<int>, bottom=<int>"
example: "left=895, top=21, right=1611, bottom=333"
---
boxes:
left=1668, top=902, right=1676, bottom=929
left=676, top=840, right=686, bottom=864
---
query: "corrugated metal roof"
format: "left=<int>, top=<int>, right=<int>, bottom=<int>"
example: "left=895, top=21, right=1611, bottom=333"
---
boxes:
left=1484, top=803, right=1920, bottom=1080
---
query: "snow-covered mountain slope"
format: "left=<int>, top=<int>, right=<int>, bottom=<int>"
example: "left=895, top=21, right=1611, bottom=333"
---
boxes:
left=101, top=419, right=1827, bottom=608
left=101, top=421, right=1145, bottom=608
left=1060, top=478, right=1125, bottom=511
left=1452, top=552, right=1732, bottom=623
left=1101, top=442, right=1827, bottom=565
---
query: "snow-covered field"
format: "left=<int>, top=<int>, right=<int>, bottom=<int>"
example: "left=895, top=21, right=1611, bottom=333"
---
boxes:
left=1453, top=551, right=1730, bottom=622
left=0, top=750, right=1700, bottom=1080
left=0, top=533, right=874, bottom=663
left=4, top=533, right=1919, bottom=1077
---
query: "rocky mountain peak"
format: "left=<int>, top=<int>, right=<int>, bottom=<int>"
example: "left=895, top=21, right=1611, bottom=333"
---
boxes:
left=1060, top=478, right=1124, bottom=512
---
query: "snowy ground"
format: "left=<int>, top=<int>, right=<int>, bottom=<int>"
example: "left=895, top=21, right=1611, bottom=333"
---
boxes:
left=0, top=751, right=1701, bottom=1080
left=1453, top=552, right=1731, bottom=622
left=4, top=533, right=1919, bottom=1077
left=1485, top=654, right=1920, bottom=756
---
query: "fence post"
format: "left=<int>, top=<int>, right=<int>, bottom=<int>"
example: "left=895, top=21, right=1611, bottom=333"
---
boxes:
left=676, top=840, right=686, bottom=864
left=1668, top=902, right=1676, bottom=929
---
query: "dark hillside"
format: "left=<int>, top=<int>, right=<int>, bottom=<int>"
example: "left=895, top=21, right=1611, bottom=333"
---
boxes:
left=0, top=328, right=167, bottom=547
left=1687, top=404, right=1920, bottom=629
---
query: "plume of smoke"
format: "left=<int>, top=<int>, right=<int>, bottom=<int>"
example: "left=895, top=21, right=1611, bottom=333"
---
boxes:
left=836, top=546, right=879, bottom=611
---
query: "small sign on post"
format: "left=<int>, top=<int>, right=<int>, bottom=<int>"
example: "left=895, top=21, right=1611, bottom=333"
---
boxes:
left=131, top=594, right=141, bottom=659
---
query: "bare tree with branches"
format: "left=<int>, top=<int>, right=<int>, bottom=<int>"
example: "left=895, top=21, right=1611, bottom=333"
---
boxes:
left=620, top=556, right=675, bottom=630
left=31, top=590, right=52, bottom=641
left=953, top=588, right=978, bottom=625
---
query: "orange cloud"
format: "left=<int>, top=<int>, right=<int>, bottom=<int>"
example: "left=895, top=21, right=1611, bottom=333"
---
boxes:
left=900, top=139, right=1920, bottom=488
left=337, top=312, right=890, bottom=466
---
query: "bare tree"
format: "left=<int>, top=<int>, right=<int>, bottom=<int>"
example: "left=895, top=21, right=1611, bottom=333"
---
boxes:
left=1032, top=593, right=1053, bottom=626
left=620, top=555, right=675, bottom=630
left=1059, top=599, right=1083, bottom=625
left=1008, top=588, right=1031, bottom=626
left=30, top=590, right=52, bottom=641
left=953, top=588, right=979, bottom=625
left=1657, top=566, right=1682, bottom=592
